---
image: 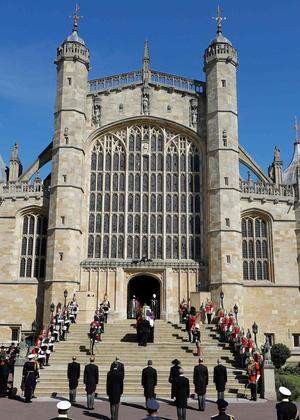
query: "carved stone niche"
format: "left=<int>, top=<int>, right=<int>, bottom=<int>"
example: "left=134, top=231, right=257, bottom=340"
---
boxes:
left=190, top=98, right=198, bottom=128
left=92, top=94, right=102, bottom=127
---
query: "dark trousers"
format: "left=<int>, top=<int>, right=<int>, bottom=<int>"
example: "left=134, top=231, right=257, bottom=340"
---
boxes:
left=69, top=388, right=77, bottom=402
left=217, top=391, right=224, bottom=400
left=197, top=394, right=206, bottom=411
left=250, top=382, right=257, bottom=400
left=87, top=392, right=95, bottom=409
left=177, top=407, right=186, bottom=420
left=110, top=403, right=119, bottom=420
left=0, top=375, right=8, bottom=396
left=187, top=330, right=192, bottom=342
left=207, top=313, right=212, bottom=324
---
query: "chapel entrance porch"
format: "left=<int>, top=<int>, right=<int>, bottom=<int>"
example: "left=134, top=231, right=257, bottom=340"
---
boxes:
left=127, top=274, right=160, bottom=319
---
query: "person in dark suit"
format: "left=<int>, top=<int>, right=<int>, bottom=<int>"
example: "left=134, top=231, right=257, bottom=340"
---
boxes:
left=174, top=368, right=190, bottom=420
left=213, top=359, right=227, bottom=400
left=106, top=365, right=124, bottom=420
left=141, top=360, right=157, bottom=405
left=211, top=399, right=235, bottom=420
left=139, top=318, right=150, bottom=346
left=169, top=359, right=181, bottom=400
left=84, top=356, right=99, bottom=410
left=193, top=358, right=209, bottom=411
left=110, top=357, right=125, bottom=382
left=67, top=356, right=80, bottom=403
left=276, top=386, right=299, bottom=420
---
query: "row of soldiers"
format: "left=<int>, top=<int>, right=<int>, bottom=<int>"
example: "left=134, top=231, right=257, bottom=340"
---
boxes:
left=21, top=299, right=79, bottom=402
left=0, top=344, right=19, bottom=397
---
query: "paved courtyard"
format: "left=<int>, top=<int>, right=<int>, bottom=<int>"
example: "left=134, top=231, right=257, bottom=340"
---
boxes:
left=0, top=397, right=287, bottom=419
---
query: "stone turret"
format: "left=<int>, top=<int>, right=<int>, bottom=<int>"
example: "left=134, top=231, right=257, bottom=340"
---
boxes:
left=44, top=6, right=90, bottom=319
left=268, top=146, right=283, bottom=185
left=204, top=9, right=242, bottom=303
left=9, top=143, right=22, bottom=181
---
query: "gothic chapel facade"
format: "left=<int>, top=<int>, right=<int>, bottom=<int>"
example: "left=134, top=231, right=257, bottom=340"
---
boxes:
left=0, top=12, right=299, bottom=350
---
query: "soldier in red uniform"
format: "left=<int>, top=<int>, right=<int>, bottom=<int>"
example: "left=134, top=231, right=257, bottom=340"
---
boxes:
left=247, top=356, right=260, bottom=401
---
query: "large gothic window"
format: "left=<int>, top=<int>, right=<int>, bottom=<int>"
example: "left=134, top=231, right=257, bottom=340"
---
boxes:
left=241, top=215, right=271, bottom=281
left=20, top=214, right=47, bottom=278
left=88, top=125, right=203, bottom=260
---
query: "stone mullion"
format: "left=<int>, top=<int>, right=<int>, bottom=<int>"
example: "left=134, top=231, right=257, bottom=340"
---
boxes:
left=31, top=216, right=38, bottom=278
left=162, top=132, right=166, bottom=260
left=124, top=130, right=129, bottom=259
left=185, top=143, right=189, bottom=258
left=100, top=148, right=105, bottom=259
left=109, top=146, right=114, bottom=259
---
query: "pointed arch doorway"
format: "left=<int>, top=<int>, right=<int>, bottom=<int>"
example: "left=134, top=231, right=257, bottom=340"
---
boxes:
left=127, top=274, right=161, bottom=319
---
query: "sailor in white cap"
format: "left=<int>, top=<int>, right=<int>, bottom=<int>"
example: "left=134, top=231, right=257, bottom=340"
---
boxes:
left=50, top=400, right=72, bottom=420
left=276, top=386, right=299, bottom=420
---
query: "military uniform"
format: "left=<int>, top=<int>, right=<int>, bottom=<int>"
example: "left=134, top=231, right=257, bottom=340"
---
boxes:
left=211, top=414, right=235, bottom=420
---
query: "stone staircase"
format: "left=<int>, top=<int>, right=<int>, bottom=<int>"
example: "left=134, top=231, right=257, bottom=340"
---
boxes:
left=35, top=319, right=248, bottom=398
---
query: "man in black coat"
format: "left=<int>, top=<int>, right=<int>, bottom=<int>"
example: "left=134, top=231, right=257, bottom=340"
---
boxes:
left=193, top=358, right=208, bottom=411
left=67, top=356, right=80, bottom=403
left=213, top=359, right=227, bottom=400
left=174, top=368, right=190, bottom=420
left=110, top=357, right=124, bottom=382
left=276, top=386, right=299, bottom=420
left=139, top=318, right=150, bottom=346
left=141, top=360, right=157, bottom=405
left=106, top=365, right=124, bottom=420
left=169, top=359, right=181, bottom=400
left=84, top=356, right=99, bottom=410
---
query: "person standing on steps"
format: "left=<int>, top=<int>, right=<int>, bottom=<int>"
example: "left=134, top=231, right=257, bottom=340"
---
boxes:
left=110, top=357, right=125, bottom=382
left=193, top=357, right=208, bottom=411
left=142, top=360, right=157, bottom=406
left=106, top=363, right=124, bottom=420
left=168, top=359, right=181, bottom=400
left=174, top=368, right=190, bottom=420
left=21, top=354, right=39, bottom=403
left=67, top=355, right=80, bottom=404
left=213, top=359, right=227, bottom=400
left=84, top=356, right=99, bottom=410
left=150, top=294, right=159, bottom=319
left=101, top=294, right=110, bottom=323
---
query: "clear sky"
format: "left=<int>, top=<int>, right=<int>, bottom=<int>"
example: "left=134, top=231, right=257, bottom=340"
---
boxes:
left=0, top=0, right=299, bottom=177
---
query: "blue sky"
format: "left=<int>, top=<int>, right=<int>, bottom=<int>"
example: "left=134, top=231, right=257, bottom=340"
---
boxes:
left=0, top=0, right=299, bottom=176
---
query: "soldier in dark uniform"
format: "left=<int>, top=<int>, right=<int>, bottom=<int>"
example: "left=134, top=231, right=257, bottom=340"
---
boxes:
left=110, top=357, right=125, bottom=382
left=141, top=360, right=157, bottom=405
left=213, top=359, right=227, bottom=400
left=174, top=368, right=190, bottom=420
left=106, top=364, right=124, bottom=420
left=138, top=318, right=150, bottom=346
left=276, top=386, right=299, bottom=420
left=67, top=356, right=80, bottom=403
left=169, top=359, right=181, bottom=400
left=211, top=399, right=235, bottom=420
left=22, top=354, right=39, bottom=403
left=193, top=357, right=208, bottom=411
left=84, top=356, right=99, bottom=410
left=150, top=294, right=159, bottom=319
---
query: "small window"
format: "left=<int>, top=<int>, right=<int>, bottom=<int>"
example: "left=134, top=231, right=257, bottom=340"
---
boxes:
left=61, top=216, right=65, bottom=225
left=167, top=105, right=172, bottom=112
left=67, top=77, right=72, bottom=86
left=222, top=130, right=227, bottom=146
left=221, top=79, right=226, bottom=87
left=293, top=334, right=300, bottom=347
left=224, top=177, right=229, bottom=186
left=265, top=333, right=275, bottom=346
left=226, top=255, right=231, bottom=263
left=11, top=327, right=20, bottom=342
left=119, top=104, right=124, bottom=112
left=225, top=218, right=230, bottom=227
left=63, top=175, right=67, bottom=183
left=59, top=252, right=64, bottom=261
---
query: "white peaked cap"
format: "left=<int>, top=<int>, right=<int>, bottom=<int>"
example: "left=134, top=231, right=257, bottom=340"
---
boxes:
left=57, top=400, right=71, bottom=410
left=28, top=354, right=35, bottom=359
left=279, top=386, right=291, bottom=397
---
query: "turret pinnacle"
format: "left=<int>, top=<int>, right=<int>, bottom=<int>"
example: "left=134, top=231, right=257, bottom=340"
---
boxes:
left=71, top=4, right=83, bottom=33
left=143, top=40, right=150, bottom=73
left=213, top=5, right=227, bottom=35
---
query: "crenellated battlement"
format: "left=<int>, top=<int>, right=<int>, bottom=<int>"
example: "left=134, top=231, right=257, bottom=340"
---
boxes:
left=204, top=42, right=238, bottom=65
left=0, top=180, right=48, bottom=199
left=240, top=180, right=295, bottom=201
left=56, top=41, right=89, bottom=67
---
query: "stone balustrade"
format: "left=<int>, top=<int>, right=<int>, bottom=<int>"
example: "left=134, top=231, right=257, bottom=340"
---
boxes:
left=0, top=181, right=48, bottom=197
left=88, top=69, right=205, bottom=94
left=240, top=180, right=295, bottom=199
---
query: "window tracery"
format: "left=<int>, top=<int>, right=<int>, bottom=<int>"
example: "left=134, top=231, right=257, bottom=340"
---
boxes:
left=88, top=125, right=202, bottom=260
left=19, top=214, right=47, bottom=278
left=241, top=215, right=271, bottom=281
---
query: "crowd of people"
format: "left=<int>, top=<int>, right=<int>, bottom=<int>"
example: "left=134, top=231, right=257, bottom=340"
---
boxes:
left=89, top=295, right=111, bottom=355
left=0, top=344, right=19, bottom=397
left=21, top=297, right=78, bottom=403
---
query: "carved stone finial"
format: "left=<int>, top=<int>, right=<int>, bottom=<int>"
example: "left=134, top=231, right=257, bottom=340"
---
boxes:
left=294, top=116, right=300, bottom=144
left=142, top=40, right=151, bottom=85
left=274, top=146, right=281, bottom=162
left=70, top=4, right=83, bottom=33
left=141, top=90, right=150, bottom=115
left=212, top=5, right=227, bottom=34
left=10, top=143, right=19, bottom=161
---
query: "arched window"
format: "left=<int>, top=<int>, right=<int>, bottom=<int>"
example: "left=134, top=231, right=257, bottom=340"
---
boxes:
left=87, top=126, right=202, bottom=261
left=19, top=213, right=47, bottom=278
left=241, top=215, right=271, bottom=281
